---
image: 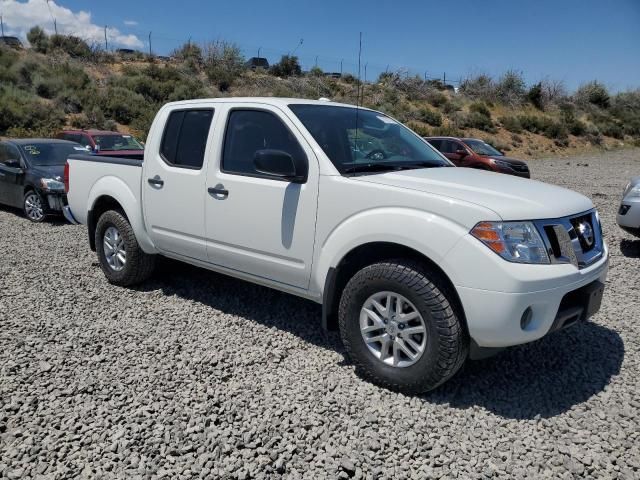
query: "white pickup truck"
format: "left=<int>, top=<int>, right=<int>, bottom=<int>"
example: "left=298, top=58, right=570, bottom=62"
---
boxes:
left=65, top=98, right=608, bottom=393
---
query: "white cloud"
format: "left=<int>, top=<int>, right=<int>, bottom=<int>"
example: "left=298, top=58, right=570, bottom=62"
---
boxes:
left=0, top=0, right=144, bottom=48
left=123, top=20, right=138, bottom=26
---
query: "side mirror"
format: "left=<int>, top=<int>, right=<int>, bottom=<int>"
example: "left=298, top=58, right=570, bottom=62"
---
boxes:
left=254, top=149, right=307, bottom=183
left=93, top=145, right=100, bottom=153
left=455, top=148, right=468, bottom=157
left=5, top=159, right=22, bottom=169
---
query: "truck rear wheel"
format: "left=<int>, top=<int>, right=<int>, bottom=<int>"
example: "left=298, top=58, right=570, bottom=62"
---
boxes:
left=338, top=260, right=468, bottom=394
left=95, top=209, right=155, bottom=286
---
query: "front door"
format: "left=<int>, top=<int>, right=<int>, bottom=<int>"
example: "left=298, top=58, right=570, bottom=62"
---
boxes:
left=0, top=144, right=25, bottom=207
left=142, top=107, right=216, bottom=261
left=204, top=105, right=319, bottom=290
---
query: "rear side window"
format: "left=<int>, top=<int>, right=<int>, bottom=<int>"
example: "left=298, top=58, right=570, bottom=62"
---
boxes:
left=160, top=109, right=214, bottom=169
left=428, top=139, right=442, bottom=150
left=222, top=109, right=305, bottom=176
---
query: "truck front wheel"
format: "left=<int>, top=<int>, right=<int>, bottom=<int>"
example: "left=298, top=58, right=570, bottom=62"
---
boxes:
left=95, top=210, right=155, bottom=286
left=338, top=260, right=468, bottom=394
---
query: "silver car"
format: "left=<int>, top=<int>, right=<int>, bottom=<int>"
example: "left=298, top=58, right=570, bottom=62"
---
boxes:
left=617, top=176, right=640, bottom=236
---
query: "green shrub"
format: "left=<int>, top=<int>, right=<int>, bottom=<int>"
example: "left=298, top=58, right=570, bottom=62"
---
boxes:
left=566, top=119, right=587, bottom=136
left=544, top=121, right=568, bottom=140
left=518, top=114, right=553, bottom=134
left=203, top=41, right=245, bottom=91
left=99, top=86, right=147, bottom=124
left=270, top=55, right=302, bottom=77
left=499, top=115, right=523, bottom=133
left=0, top=85, right=65, bottom=135
left=496, top=70, right=526, bottom=105
left=527, top=82, right=544, bottom=110
left=430, top=125, right=465, bottom=137
left=418, top=107, right=442, bottom=126
left=407, top=122, right=430, bottom=137
left=309, top=66, right=323, bottom=77
left=469, top=102, right=492, bottom=118
left=459, top=74, right=496, bottom=103
left=49, top=34, right=92, bottom=58
left=575, top=81, right=610, bottom=109
left=425, top=90, right=448, bottom=108
left=463, top=111, right=495, bottom=132
left=598, top=122, right=624, bottom=139
left=27, top=26, right=49, bottom=53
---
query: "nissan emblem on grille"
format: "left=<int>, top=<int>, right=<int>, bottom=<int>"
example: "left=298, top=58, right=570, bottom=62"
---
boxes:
left=577, top=221, right=595, bottom=248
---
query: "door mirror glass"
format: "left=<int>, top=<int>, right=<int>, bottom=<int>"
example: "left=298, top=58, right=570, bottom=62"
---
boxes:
left=254, top=149, right=305, bottom=182
left=4, top=159, right=21, bottom=169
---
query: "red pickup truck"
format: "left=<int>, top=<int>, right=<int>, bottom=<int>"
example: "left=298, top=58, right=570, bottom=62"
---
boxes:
left=56, top=130, right=144, bottom=160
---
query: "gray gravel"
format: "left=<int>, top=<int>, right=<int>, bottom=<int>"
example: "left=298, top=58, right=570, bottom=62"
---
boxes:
left=1, top=148, right=640, bottom=479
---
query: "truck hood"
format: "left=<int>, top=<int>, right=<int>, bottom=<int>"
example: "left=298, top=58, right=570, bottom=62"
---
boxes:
left=352, top=167, right=593, bottom=220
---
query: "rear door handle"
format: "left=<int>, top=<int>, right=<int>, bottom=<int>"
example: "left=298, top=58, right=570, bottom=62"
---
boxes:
left=208, top=186, right=229, bottom=198
left=148, top=176, right=164, bottom=187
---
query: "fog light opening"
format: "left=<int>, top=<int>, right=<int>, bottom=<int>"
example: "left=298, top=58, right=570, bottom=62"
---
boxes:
left=520, top=307, right=533, bottom=330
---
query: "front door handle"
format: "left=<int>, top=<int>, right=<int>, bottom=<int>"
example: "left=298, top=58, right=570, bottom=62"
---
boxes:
left=208, top=186, right=229, bottom=198
left=148, top=176, right=164, bottom=188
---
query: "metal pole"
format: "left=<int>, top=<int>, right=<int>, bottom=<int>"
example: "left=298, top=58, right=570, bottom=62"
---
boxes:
left=443, top=72, right=446, bottom=84
left=364, top=63, right=367, bottom=83
left=104, top=25, right=108, bottom=51
left=340, top=59, right=343, bottom=75
left=258, top=47, right=261, bottom=58
left=54, top=18, right=57, bottom=35
left=315, top=55, right=318, bottom=67
left=149, top=31, right=152, bottom=56
left=1, top=15, right=4, bottom=37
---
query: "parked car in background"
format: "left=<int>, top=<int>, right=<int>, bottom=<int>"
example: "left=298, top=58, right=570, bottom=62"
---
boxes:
left=0, top=139, right=87, bottom=222
left=0, top=36, right=23, bottom=49
left=65, top=98, right=608, bottom=393
left=426, top=137, right=530, bottom=178
left=617, top=177, right=640, bottom=236
left=56, top=130, right=145, bottom=160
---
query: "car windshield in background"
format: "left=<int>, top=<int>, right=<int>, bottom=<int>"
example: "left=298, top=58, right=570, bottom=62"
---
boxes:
left=289, top=104, right=450, bottom=175
left=19, top=143, right=87, bottom=166
left=463, top=139, right=503, bottom=156
left=94, top=134, right=144, bottom=151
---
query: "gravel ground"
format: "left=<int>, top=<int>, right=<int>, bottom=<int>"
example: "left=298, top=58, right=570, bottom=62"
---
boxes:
left=1, top=148, right=639, bottom=479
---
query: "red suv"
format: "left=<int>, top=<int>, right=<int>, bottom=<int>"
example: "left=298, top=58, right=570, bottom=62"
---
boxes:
left=425, top=137, right=530, bottom=178
left=56, top=130, right=144, bottom=160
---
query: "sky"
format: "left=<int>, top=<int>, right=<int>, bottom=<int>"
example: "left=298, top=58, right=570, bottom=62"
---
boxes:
left=1, top=0, right=639, bottom=92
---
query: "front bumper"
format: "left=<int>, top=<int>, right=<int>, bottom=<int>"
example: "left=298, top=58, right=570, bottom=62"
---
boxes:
left=455, top=253, right=608, bottom=348
left=45, top=192, right=66, bottom=212
left=62, top=205, right=80, bottom=225
left=617, top=197, right=640, bottom=235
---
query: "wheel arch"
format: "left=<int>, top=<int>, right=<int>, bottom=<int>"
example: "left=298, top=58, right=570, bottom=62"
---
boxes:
left=322, top=241, right=467, bottom=335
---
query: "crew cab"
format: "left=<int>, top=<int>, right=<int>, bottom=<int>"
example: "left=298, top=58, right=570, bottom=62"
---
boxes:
left=64, top=98, right=608, bottom=393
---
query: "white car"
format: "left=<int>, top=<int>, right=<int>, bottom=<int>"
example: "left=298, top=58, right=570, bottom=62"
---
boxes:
left=617, top=177, right=640, bottom=237
left=64, top=98, right=608, bottom=393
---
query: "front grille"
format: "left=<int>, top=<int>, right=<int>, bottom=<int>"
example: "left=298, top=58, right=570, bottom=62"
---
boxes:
left=534, top=209, right=603, bottom=269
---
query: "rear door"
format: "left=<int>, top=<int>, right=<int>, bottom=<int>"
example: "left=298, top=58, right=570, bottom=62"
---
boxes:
left=204, top=104, right=319, bottom=290
left=142, top=106, right=216, bottom=261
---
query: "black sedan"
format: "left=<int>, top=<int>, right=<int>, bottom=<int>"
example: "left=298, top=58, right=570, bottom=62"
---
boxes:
left=0, top=139, right=88, bottom=222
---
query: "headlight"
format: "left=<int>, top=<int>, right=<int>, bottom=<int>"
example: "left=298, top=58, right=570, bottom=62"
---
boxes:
left=491, top=159, right=512, bottom=169
left=471, top=221, right=550, bottom=264
left=626, top=184, right=640, bottom=198
left=40, top=178, right=65, bottom=191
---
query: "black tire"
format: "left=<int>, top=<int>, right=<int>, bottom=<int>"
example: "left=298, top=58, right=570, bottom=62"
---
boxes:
left=338, top=260, right=468, bottom=394
left=23, top=190, right=46, bottom=223
left=95, top=209, right=155, bottom=286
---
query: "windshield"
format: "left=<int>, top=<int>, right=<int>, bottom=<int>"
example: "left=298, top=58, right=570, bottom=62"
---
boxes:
left=20, top=143, right=87, bottom=166
left=288, top=104, right=450, bottom=174
left=462, top=139, right=503, bottom=156
left=93, top=134, right=144, bottom=151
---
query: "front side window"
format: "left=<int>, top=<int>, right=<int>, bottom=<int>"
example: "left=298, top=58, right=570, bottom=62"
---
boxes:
left=289, top=104, right=450, bottom=175
left=222, top=109, right=306, bottom=176
left=160, top=109, right=214, bottom=169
